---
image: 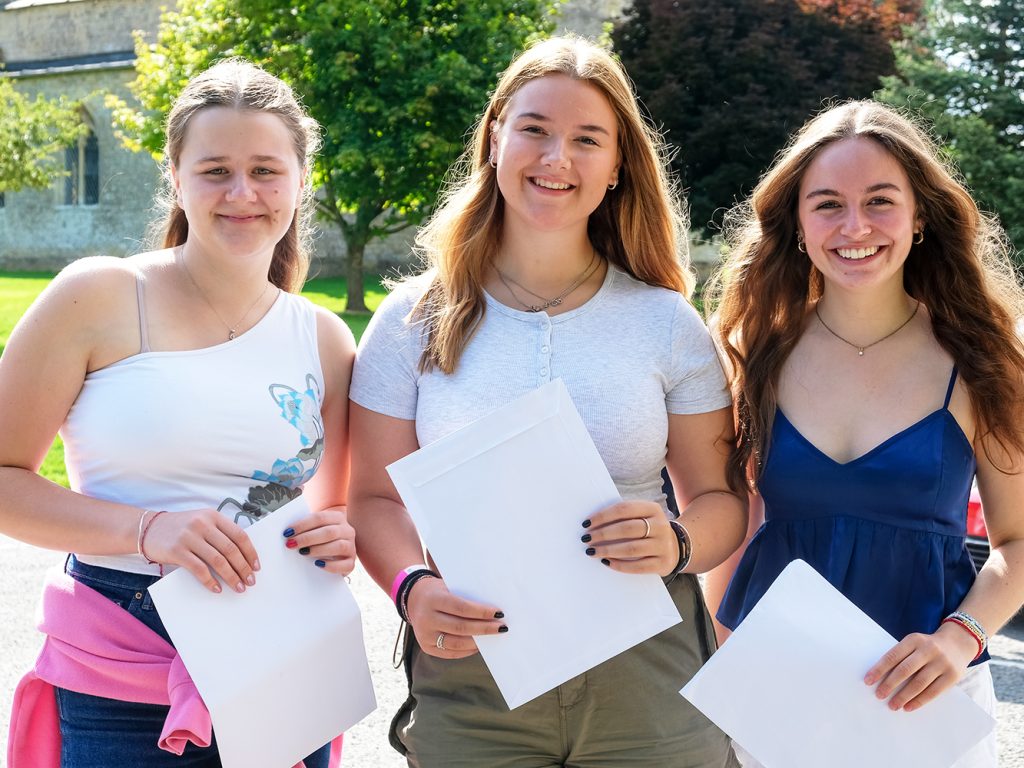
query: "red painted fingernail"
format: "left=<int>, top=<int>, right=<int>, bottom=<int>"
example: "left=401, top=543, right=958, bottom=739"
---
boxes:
left=286, top=539, right=298, bottom=549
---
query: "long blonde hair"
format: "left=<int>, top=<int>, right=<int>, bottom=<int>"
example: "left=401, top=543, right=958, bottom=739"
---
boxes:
left=413, top=36, right=691, bottom=373
left=152, top=58, right=321, bottom=293
left=709, top=100, right=1024, bottom=486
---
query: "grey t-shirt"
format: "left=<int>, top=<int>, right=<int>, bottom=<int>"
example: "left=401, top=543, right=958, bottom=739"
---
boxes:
left=351, top=265, right=731, bottom=514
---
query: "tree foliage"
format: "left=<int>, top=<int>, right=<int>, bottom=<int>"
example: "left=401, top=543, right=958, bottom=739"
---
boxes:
left=878, top=0, right=1024, bottom=254
left=0, top=78, right=87, bottom=193
left=613, top=0, right=920, bottom=235
left=111, top=0, right=556, bottom=309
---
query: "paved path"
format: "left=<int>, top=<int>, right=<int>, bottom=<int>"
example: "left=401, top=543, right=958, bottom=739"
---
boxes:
left=2, top=535, right=1023, bottom=766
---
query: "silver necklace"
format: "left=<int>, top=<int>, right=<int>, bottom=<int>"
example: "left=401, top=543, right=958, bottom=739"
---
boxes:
left=495, top=250, right=599, bottom=313
left=814, top=300, right=920, bottom=356
left=180, top=253, right=273, bottom=340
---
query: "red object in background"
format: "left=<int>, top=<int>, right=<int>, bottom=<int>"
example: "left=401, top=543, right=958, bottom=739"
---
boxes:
left=966, top=484, right=988, bottom=539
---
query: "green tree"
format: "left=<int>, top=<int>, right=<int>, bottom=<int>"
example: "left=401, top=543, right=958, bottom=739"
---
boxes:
left=613, top=0, right=920, bottom=235
left=111, top=0, right=556, bottom=310
left=878, top=0, right=1024, bottom=253
left=0, top=78, right=86, bottom=193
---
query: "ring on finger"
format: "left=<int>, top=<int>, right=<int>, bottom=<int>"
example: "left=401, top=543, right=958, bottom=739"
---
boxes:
left=436, top=632, right=446, bottom=651
left=641, top=518, right=651, bottom=539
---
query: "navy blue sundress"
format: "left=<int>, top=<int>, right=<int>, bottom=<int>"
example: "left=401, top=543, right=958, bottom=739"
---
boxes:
left=717, top=368, right=988, bottom=664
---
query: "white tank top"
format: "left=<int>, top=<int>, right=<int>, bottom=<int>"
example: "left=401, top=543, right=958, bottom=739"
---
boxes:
left=62, top=285, right=326, bottom=574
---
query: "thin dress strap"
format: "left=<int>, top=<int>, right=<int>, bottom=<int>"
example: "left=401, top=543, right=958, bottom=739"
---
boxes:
left=135, top=273, right=151, bottom=354
left=943, top=366, right=958, bottom=409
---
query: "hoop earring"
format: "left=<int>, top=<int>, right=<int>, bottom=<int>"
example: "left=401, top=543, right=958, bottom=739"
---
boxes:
left=796, top=234, right=807, bottom=253
left=607, top=179, right=618, bottom=191
left=913, top=230, right=924, bottom=245
left=488, top=155, right=497, bottom=169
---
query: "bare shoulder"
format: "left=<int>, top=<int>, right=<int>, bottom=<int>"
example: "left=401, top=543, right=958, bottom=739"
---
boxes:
left=313, top=303, right=357, bottom=356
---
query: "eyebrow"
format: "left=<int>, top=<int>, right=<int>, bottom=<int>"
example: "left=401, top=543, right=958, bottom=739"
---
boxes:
left=514, top=111, right=612, bottom=136
left=195, top=155, right=287, bottom=164
left=805, top=182, right=903, bottom=199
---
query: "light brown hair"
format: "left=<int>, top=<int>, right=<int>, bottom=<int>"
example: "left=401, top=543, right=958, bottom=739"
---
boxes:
left=152, top=58, right=321, bottom=293
left=710, top=100, right=1024, bottom=486
left=413, top=35, right=692, bottom=373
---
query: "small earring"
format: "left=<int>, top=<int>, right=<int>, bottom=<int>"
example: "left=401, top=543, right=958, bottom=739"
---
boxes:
left=796, top=233, right=807, bottom=253
left=607, top=179, right=618, bottom=191
left=913, top=230, right=924, bottom=245
left=488, top=155, right=497, bottom=169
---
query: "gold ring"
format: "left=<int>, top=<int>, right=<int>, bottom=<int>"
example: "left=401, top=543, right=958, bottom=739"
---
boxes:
left=641, top=518, right=651, bottom=539
left=436, top=632, right=446, bottom=651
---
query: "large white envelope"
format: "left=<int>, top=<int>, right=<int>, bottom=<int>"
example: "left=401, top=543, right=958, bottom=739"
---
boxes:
left=149, top=496, right=376, bottom=768
left=387, top=378, right=682, bottom=709
left=681, top=559, right=994, bottom=768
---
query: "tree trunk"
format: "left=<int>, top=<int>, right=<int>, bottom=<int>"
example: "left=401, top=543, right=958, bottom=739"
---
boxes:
left=344, top=234, right=368, bottom=313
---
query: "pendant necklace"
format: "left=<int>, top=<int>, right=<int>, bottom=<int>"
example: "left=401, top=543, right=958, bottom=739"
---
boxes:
left=814, top=300, right=920, bottom=356
left=495, top=250, right=600, bottom=313
left=180, top=253, right=273, bottom=341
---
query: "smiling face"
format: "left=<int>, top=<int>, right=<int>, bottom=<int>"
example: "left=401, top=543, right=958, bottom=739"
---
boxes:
left=797, top=136, right=921, bottom=294
left=489, top=74, right=620, bottom=236
left=172, top=106, right=303, bottom=264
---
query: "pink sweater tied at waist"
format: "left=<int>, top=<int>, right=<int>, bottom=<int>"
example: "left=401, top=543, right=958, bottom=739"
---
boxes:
left=7, top=568, right=341, bottom=768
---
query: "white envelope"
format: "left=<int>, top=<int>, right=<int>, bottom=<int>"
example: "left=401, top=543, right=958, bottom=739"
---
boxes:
left=681, top=559, right=994, bottom=768
left=149, top=496, right=376, bottom=768
left=387, top=377, right=682, bottom=709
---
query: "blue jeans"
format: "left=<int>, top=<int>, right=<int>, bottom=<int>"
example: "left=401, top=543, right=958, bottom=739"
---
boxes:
left=57, top=556, right=331, bottom=768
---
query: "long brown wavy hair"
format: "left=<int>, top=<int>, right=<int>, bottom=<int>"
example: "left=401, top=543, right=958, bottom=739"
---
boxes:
left=708, top=100, right=1024, bottom=487
left=151, top=59, right=321, bottom=293
left=412, top=36, right=692, bottom=373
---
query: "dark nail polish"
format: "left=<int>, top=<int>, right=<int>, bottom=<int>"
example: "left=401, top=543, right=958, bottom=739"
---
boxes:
left=314, top=559, right=326, bottom=568
left=498, top=625, right=509, bottom=633
left=283, top=527, right=295, bottom=537
left=601, top=558, right=611, bottom=566
left=286, top=539, right=298, bottom=549
left=585, top=547, right=596, bottom=556
left=494, top=611, right=505, bottom=619
left=581, top=533, right=592, bottom=543
left=299, top=546, right=310, bottom=556
left=582, top=519, right=592, bottom=528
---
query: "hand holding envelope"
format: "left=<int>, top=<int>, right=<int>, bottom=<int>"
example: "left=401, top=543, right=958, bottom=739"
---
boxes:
left=386, top=378, right=683, bottom=709
left=681, top=560, right=994, bottom=768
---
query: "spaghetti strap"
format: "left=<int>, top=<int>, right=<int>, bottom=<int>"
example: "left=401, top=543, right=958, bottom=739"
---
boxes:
left=135, top=274, right=151, bottom=354
left=943, top=366, right=958, bottom=409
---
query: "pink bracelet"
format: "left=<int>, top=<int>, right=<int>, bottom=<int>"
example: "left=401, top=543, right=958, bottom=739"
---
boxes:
left=390, top=564, right=429, bottom=604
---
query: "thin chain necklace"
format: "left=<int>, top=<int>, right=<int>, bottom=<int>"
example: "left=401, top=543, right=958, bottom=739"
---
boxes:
left=814, top=299, right=920, bottom=356
left=495, top=250, right=599, bottom=313
left=180, top=252, right=273, bottom=341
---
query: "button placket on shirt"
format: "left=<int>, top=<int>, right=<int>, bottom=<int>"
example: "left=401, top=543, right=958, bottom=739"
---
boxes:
left=538, top=316, right=553, bottom=383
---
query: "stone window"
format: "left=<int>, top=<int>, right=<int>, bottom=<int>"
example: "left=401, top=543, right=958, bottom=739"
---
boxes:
left=63, top=116, right=100, bottom=207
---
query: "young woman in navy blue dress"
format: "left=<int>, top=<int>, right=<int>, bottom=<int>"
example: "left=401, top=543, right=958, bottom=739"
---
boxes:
left=706, top=101, right=1024, bottom=767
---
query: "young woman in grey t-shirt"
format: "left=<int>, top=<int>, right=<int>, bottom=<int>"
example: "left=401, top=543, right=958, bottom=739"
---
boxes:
left=349, top=36, right=746, bottom=768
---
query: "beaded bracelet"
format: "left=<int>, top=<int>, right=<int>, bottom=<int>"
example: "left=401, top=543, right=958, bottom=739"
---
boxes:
left=669, top=519, right=692, bottom=575
left=941, top=610, right=988, bottom=661
left=395, top=568, right=440, bottom=623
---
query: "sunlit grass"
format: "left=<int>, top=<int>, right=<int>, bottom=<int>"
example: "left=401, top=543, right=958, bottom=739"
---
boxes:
left=0, top=271, right=388, bottom=488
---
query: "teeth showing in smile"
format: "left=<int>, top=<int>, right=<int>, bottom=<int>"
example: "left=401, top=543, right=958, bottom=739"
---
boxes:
left=836, top=246, right=879, bottom=260
left=532, top=178, right=572, bottom=190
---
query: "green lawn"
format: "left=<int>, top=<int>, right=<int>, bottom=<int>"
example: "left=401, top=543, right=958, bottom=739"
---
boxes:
left=0, top=272, right=387, bottom=488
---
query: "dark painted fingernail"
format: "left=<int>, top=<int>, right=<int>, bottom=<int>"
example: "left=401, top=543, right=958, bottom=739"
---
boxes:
left=315, top=559, right=326, bottom=568
left=283, top=528, right=295, bottom=537
left=582, top=519, right=592, bottom=528
left=494, top=611, right=505, bottom=619
left=299, top=546, right=310, bottom=555
left=286, top=539, right=298, bottom=549
left=498, top=625, right=509, bottom=633
left=585, top=547, right=596, bottom=556
left=601, top=558, right=611, bottom=566
left=581, top=533, right=592, bottom=543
